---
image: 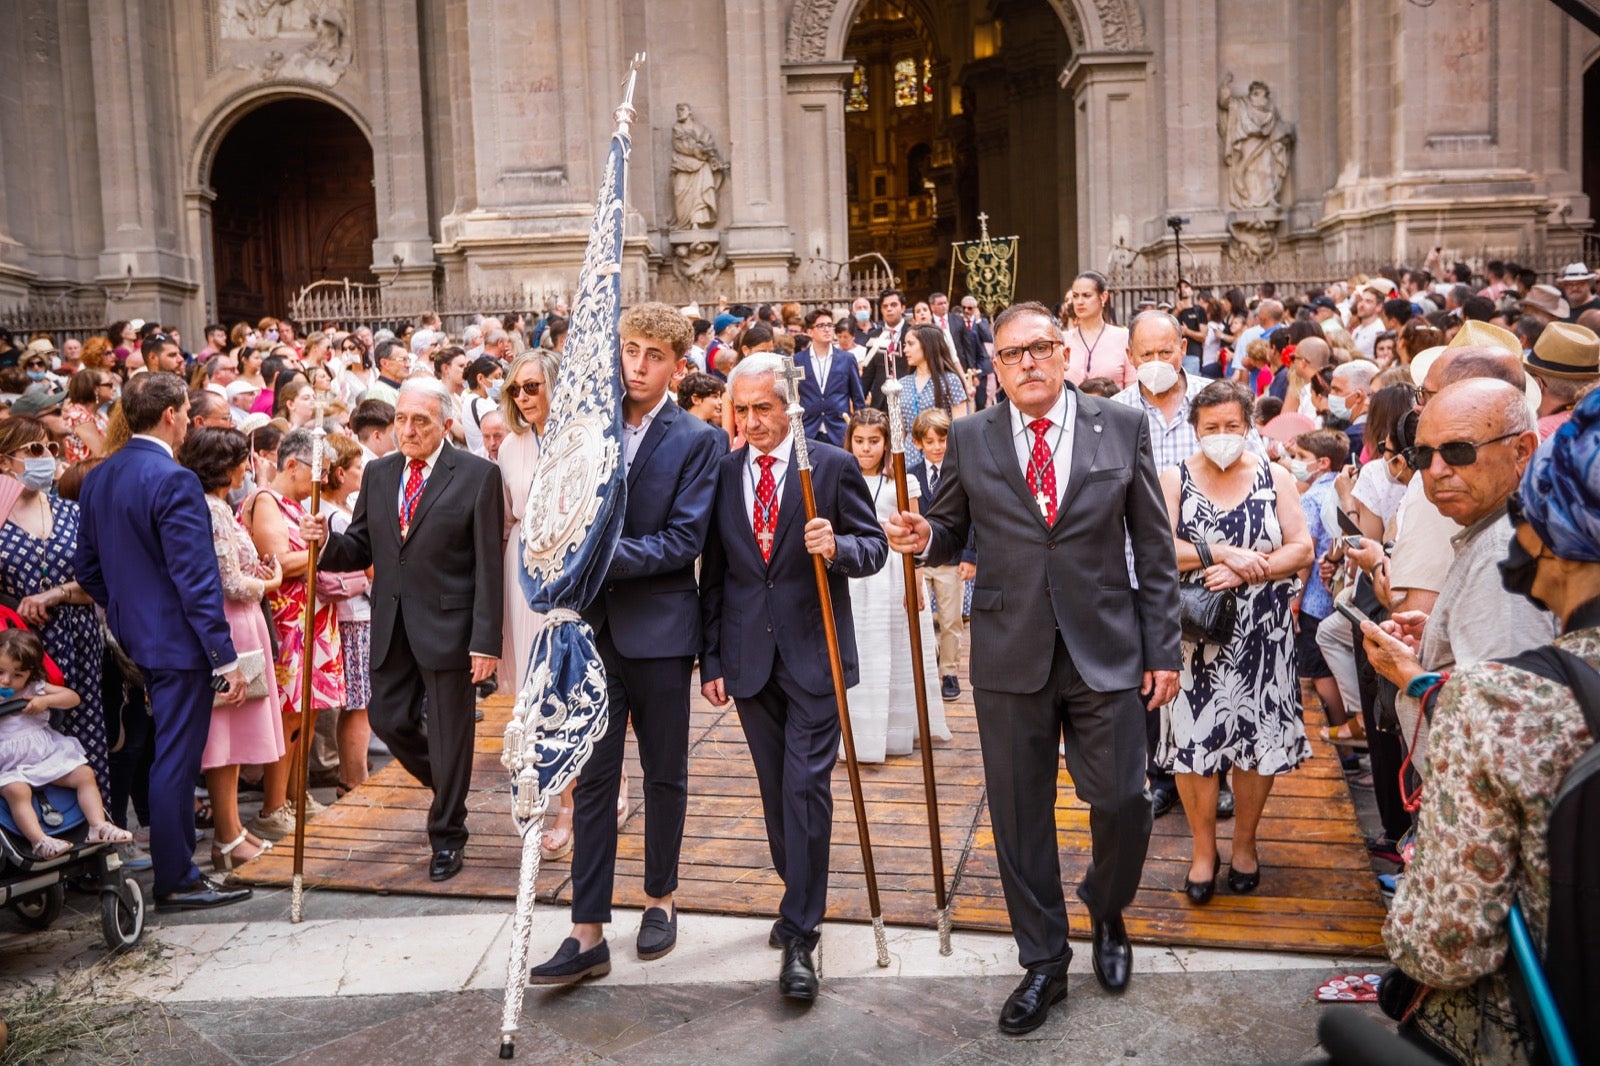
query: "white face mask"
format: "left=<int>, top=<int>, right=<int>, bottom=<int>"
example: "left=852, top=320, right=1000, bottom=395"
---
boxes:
left=1135, top=360, right=1180, bottom=395
left=1327, top=393, right=1352, bottom=421
left=1200, top=433, right=1247, bottom=470
left=1288, top=458, right=1313, bottom=482
left=18, top=456, right=56, bottom=492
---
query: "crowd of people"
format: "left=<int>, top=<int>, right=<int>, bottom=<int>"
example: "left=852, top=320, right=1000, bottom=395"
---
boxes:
left=0, top=255, right=1596, bottom=1059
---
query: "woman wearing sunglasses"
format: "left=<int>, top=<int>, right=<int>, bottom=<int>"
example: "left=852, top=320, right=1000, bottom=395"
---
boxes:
left=0, top=417, right=110, bottom=802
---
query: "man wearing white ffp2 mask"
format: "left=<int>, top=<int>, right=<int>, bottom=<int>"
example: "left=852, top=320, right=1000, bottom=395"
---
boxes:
left=1114, top=311, right=1211, bottom=470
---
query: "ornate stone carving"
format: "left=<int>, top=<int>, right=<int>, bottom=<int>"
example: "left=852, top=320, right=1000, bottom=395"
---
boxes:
left=1218, top=72, right=1294, bottom=258
left=220, top=0, right=352, bottom=87
left=670, top=239, right=729, bottom=290
left=1092, top=0, right=1146, bottom=51
left=785, top=0, right=841, bottom=63
left=670, top=104, right=728, bottom=231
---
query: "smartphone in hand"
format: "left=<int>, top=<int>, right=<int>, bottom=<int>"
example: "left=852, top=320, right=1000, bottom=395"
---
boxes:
left=1336, top=600, right=1373, bottom=629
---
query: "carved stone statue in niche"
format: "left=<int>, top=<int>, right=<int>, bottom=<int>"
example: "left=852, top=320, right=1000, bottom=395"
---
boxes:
left=671, top=240, right=729, bottom=290
left=221, top=0, right=352, bottom=87
left=669, top=104, right=728, bottom=232
left=1217, top=73, right=1294, bottom=256
left=1217, top=73, right=1294, bottom=211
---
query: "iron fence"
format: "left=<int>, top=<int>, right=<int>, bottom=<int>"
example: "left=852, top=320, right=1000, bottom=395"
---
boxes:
left=0, top=302, right=108, bottom=346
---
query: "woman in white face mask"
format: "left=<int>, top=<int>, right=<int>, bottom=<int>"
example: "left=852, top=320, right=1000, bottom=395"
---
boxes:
left=1155, top=380, right=1315, bottom=905
left=0, top=415, right=113, bottom=803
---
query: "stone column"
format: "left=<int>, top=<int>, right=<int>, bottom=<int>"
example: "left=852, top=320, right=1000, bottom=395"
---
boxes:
left=88, top=0, right=195, bottom=323
left=362, top=0, right=438, bottom=307
left=723, top=0, right=795, bottom=288
left=1061, top=52, right=1156, bottom=275
left=781, top=61, right=854, bottom=275
left=183, top=187, right=217, bottom=324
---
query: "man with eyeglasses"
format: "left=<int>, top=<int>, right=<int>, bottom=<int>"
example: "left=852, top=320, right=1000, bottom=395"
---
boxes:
left=790, top=309, right=864, bottom=445
left=1362, top=378, right=1558, bottom=764
left=364, top=339, right=410, bottom=408
left=886, top=301, right=1180, bottom=1036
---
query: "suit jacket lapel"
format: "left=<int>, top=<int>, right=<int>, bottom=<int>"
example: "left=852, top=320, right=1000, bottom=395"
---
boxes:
left=982, top=406, right=1048, bottom=528
left=723, top=447, right=763, bottom=568
left=1054, top=386, right=1105, bottom=523
left=404, top=445, right=456, bottom=539
left=768, top=443, right=804, bottom=561
left=626, top=402, right=674, bottom=489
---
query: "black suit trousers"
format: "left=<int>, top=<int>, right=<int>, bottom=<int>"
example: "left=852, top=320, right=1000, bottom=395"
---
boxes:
left=368, top=605, right=476, bottom=852
left=570, top=626, right=693, bottom=923
left=735, top=651, right=839, bottom=950
left=974, top=634, right=1152, bottom=975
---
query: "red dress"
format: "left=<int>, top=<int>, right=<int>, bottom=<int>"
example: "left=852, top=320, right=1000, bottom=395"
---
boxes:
left=243, top=489, right=344, bottom=715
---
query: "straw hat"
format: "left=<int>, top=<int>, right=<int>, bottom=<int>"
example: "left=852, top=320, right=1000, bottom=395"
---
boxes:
left=1446, top=319, right=1522, bottom=356
left=1525, top=322, right=1600, bottom=380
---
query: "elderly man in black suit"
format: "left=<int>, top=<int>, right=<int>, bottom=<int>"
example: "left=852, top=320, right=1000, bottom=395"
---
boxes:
left=888, top=301, right=1181, bottom=1037
left=699, top=352, right=887, bottom=1003
left=302, top=378, right=504, bottom=883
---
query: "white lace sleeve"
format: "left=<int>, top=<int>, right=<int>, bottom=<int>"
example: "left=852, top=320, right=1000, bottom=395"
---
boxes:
left=210, top=501, right=261, bottom=604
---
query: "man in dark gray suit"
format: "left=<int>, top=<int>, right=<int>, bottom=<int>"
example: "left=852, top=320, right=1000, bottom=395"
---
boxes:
left=302, top=378, right=504, bottom=883
left=888, top=301, right=1181, bottom=1037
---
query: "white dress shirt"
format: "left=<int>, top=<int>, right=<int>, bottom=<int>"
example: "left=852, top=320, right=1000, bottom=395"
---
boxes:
left=132, top=433, right=174, bottom=458
left=397, top=440, right=446, bottom=524
left=623, top=392, right=672, bottom=473
left=1008, top=388, right=1075, bottom=511
left=811, top=348, right=834, bottom=391
left=742, top=430, right=794, bottom=518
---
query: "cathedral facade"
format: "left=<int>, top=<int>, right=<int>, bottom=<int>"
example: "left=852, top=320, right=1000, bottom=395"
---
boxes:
left=0, top=0, right=1595, bottom=326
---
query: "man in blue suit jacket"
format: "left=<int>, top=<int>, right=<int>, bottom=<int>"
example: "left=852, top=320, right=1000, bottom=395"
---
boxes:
left=793, top=308, right=865, bottom=446
left=699, top=352, right=887, bottom=1002
left=75, top=372, right=252, bottom=910
left=531, top=305, right=726, bottom=985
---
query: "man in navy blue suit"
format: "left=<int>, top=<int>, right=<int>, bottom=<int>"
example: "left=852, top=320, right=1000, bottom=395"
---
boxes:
left=699, top=352, right=887, bottom=1002
left=792, top=308, right=865, bottom=447
left=530, top=304, right=726, bottom=985
left=75, top=372, right=253, bottom=910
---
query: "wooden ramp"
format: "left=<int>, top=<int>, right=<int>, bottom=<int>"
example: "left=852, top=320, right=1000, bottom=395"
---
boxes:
left=238, top=678, right=1386, bottom=957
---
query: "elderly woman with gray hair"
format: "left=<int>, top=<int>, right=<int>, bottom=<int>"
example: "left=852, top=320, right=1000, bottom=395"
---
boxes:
left=240, top=427, right=344, bottom=842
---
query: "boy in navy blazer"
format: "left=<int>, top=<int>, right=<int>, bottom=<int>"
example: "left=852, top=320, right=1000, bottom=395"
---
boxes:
left=530, top=305, right=726, bottom=985
left=792, top=308, right=865, bottom=446
left=909, top=408, right=975, bottom=701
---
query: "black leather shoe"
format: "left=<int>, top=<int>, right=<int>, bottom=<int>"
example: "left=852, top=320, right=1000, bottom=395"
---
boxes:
left=429, top=848, right=464, bottom=882
left=1227, top=861, right=1261, bottom=894
left=529, top=937, right=611, bottom=985
left=768, top=919, right=784, bottom=949
left=637, top=906, right=677, bottom=960
left=1091, top=913, right=1132, bottom=993
left=998, top=968, right=1069, bottom=1035
left=155, top=874, right=253, bottom=912
left=1216, top=783, right=1235, bottom=820
left=1184, top=862, right=1217, bottom=905
left=1149, top=786, right=1179, bottom=818
left=940, top=675, right=961, bottom=701
left=779, top=940, right=818, bottom=1001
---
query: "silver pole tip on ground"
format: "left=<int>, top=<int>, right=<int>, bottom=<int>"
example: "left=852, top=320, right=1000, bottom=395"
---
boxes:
left=937, top=909, right=952, bottom=956
left=872, top=916, right=890, bottom=968
left=290, top=876, right=304, bottom=924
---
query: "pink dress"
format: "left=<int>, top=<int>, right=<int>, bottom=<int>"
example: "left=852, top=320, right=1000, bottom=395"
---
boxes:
left=496, top=427, right=546, bottom=692
left=203, top=496, right=286, bottom=769
left=243, top=489, right=344, bottom=716
left=1065, top=322, right=1134, bottom=389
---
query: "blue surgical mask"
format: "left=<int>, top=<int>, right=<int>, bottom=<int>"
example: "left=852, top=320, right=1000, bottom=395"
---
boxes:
left=1327, top=394, right=1351, bottom=421
left=854, top=310, right=870, bottom=324
left=265, top=329, right=280, bottom=344
left=26, top=369, right=47, bottom=381
left=487, top=381, right=503, bottom=401
left=19, top=457, right=55, bottom=492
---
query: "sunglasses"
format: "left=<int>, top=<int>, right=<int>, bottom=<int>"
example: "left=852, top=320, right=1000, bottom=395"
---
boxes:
left=1405, top=431, right=1519, bottom=471
left=10, top=441, right=60, bottom=459
left=504, top=381, right=543, bottom=399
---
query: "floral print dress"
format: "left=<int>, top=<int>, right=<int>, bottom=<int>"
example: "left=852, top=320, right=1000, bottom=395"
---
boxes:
left=243, top=489, right=343, bottom=715
left=1159, top=458, right=1308, bottom=776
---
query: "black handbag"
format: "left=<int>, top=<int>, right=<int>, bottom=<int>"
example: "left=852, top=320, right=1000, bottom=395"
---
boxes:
left=1178, top=582, right=1237, bottom=645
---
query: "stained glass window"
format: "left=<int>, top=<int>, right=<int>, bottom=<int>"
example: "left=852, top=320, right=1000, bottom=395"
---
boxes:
left=846, top=64, right=868, bottom=112
left=894, top=57, right=918, bottom=107
left=923, top=58, right=933, bottom=103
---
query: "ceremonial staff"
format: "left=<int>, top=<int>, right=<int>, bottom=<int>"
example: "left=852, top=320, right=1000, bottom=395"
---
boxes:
left=775, top=353, right=891, bottom=969
left=879, top=355, right=951, bottom=955
left=289, top=395, right=327, bottom=923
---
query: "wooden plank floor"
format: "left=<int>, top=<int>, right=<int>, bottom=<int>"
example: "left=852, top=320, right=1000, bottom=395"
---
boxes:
left=238, top=659, right=1387, bottom=957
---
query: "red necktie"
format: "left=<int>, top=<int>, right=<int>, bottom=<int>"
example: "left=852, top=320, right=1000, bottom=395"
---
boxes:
left=752, top=455, right=777, bottom=562
left=1026, top=418, right=1057, bottom=525
left=400, top=458, right=425, bottom=535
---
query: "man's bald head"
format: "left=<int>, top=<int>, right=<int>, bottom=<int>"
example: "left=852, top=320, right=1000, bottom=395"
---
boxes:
left=1296, top=336, right=1331, bottom=370
left=1420, top=349, right=1460, bottom=400
left=1578, top=308, right=1600, bottom=335
left=1439, top=345, right=1525, bottom=391
left=1417, top=378, right=1537, bottom=526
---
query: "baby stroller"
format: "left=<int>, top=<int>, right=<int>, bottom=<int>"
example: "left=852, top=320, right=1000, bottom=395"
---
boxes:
left=0, top=724, right=145, bottom=951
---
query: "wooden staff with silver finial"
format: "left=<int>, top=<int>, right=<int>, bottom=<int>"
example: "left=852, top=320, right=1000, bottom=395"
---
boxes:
left=879, top=346, right=951, bottom=954
left=289, top=392, right=328, bottom=923
left=775, top=352, right=891, bottom=968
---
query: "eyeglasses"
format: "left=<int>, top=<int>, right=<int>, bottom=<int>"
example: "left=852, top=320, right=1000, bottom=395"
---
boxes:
left=811, top=322, right=835, bottom=331
left=10, top=441, right=60, bottom=459
left=505, top=381, right=543, bottom=399
left=1405, top=431, right=1520, bottom=471
left=996, top=340, right=1062, bottom=365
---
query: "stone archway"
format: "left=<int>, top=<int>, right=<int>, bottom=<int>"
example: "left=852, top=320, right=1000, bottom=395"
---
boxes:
left=203, top=97, right=378, bottom=324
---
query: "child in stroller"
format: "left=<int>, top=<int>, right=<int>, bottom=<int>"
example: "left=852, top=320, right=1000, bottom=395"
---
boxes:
left=0, top=629, right=131, bottom=857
